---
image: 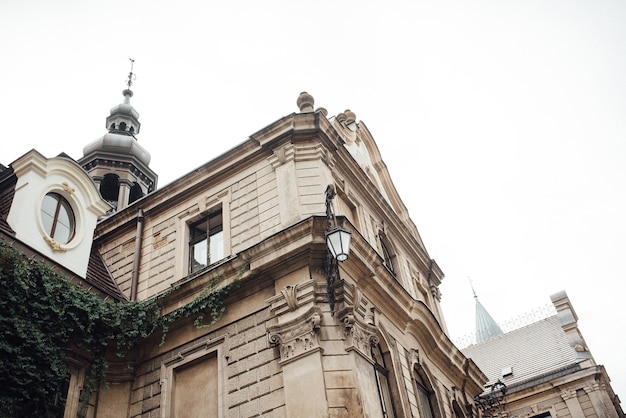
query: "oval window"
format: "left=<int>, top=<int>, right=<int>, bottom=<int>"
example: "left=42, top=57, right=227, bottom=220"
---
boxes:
left=41, top=193, right=75, bottom=244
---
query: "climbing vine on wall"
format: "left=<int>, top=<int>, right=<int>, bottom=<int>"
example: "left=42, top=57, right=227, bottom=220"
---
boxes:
left=0, top=241, right=243, bottom=417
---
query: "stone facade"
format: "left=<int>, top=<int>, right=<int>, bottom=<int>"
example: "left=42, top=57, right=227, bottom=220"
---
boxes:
left=1, top=92, right=490, bottom=417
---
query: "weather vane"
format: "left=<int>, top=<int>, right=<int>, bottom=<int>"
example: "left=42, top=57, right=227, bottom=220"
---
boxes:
left=127, top=58, right=136, bottom=89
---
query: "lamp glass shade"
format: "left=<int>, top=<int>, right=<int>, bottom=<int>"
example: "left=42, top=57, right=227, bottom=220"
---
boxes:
left=326, top=227, right=352, bottom=262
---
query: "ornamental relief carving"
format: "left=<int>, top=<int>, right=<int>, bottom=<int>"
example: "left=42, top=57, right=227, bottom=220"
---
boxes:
left=268, top=307, right=322, bottom=365
left=339, top=310, right=379, bottom=361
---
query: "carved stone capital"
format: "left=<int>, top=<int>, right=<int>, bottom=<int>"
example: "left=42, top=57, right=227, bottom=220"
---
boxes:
left=268, top=307, right=322, bottom=365
left=339, top=309, right=379, bottom=361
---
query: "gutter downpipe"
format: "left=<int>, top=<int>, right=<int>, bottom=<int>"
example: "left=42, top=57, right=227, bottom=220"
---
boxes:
left=130, top=208, right=144, bottom=301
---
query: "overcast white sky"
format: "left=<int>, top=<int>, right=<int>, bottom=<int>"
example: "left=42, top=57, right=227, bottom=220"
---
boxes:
left=2, top=0, right=625, bottom=402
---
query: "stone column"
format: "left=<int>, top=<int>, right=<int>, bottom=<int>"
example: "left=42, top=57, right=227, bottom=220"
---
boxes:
left=267, top=285, right=328, bottom=417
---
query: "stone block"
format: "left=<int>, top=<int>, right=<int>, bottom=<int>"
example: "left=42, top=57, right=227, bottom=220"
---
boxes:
left=228, top=357, right=249, bottom=377
left=324, top=370, right=354, bottom=389
left=240, top=398, right=260, bottom=418
left=238, top=369, right=258, bottom=389
left=257, top=363, right=271, bottom=381
left=260, top=387, right=285, bottom=414
left=228, top=387, right=249, bottom=408
left=229, top=332, right=246, bottom=349
left=322, top=354, right=351, bottom=371
left=141, top=394, right=160, bottom=412
left=249, top=379, right=271, bottom=400
left=269, top=374, right=283, bottom=391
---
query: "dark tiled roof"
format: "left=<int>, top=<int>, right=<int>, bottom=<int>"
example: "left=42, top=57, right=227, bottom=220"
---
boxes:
left=0, top=171, right=16, bottom=236
left=86, top=246, right=128, bottom=301
left=462, top=315, right=579, bottom=388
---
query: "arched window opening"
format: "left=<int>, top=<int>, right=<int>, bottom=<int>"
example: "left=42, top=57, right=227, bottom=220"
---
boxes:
left=100, top=173, right=120, bottom=202
left=452, top=400, right=467, bottom=418
left=119, top=122, right=127, bottom=132
left=372, top=343, right=397, bottom=418
left=129, top=126, right=135, bottom=134
left=128, top=182, right=144, bottom=204
left=110, top=123, right=116, bottom=131
left=41, top=193, right=75, bottom=244
left=414, top=369, right=438, bottom=418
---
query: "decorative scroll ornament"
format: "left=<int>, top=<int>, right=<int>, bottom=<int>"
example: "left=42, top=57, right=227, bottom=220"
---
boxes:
left=268, top=307, right=322, bottom=365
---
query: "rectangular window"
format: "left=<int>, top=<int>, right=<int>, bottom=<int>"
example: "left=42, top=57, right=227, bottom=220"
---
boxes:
left=189, top=209, right=224, bottom=274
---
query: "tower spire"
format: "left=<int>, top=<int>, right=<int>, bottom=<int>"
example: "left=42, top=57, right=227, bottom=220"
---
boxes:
left=471, top=279, right=504, bottom=344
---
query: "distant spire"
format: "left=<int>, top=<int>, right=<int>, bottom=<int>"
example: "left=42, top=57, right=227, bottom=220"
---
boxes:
left=471, top=279, right=504, bottom=344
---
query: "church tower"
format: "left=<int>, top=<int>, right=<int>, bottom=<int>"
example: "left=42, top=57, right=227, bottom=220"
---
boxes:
left=78, top=61, right=157, bottom=211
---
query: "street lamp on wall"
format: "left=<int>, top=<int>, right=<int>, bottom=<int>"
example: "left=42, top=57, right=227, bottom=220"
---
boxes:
left=474, top=380, right=507, bottom=417
left=325, top=185, right=352, bottom=315
left=326, top=227, right=352, bottom=262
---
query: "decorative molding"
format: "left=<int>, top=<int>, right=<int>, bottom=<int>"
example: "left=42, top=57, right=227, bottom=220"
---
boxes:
left=409, top=348, right=420, bottom=368
left=339, top=309, right=379, bottom=361
left=267, top=307, right=322, bottom=365
left=43, top=235, right=66, bottom=252
left=281, top=285, right=299, bottom=311
left=266, top=280, right=317, bottom=317
left=561, top=389, right=578, bottom=401
left=61, top=182, right=75, bottom=195
left=430, top=282, right=442, bottom=302
left=269, top=144, right=295, bottom=169
left=160, top=334, right=226, bottom=418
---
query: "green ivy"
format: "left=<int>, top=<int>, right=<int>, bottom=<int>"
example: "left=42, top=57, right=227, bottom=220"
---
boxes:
left=0, top=242, right=243, bottom=417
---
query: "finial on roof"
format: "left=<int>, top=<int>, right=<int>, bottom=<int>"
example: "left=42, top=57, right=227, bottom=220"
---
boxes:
left=344, top=109, right=356, bottom=124
left=297, top=91, right=314, bottom=113
left=123, top=58, right=136, bottom=104
left=315, top=107, right=328, bottom=117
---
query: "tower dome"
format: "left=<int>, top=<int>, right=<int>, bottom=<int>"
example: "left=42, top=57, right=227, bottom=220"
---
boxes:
left=78, top=62, right=158, bottom=211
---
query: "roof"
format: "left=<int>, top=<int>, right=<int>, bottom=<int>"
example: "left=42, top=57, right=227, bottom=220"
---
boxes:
left=462, top=315, right=579, bottom=388
left=86, top=246, right=127, bottom=300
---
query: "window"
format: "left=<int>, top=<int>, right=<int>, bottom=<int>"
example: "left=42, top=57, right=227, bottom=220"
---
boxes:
left=415, top=374, right=435, bottom=418
left=372, top=343, right=396, bottom=418
left=41, top=193, right=75, bottom=244
left=379, top=233, right=396, bottom=275
left=189, top=210, right=224, bottom=273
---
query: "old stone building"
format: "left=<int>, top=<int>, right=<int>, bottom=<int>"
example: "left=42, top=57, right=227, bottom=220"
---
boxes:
left=0, top=85, right=488, bottom=417
left=463, top=291, right=624, bottom=418
left=3, top=78, right=622, bottom=417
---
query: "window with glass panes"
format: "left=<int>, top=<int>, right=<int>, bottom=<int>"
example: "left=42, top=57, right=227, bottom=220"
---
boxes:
left=189, top=210, right=224, bottom=274
left=372, top=343, right=396, bottom=418
left=415, top=374, right=435, bottom=418
left=41, top=192, right=75, bottom=244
